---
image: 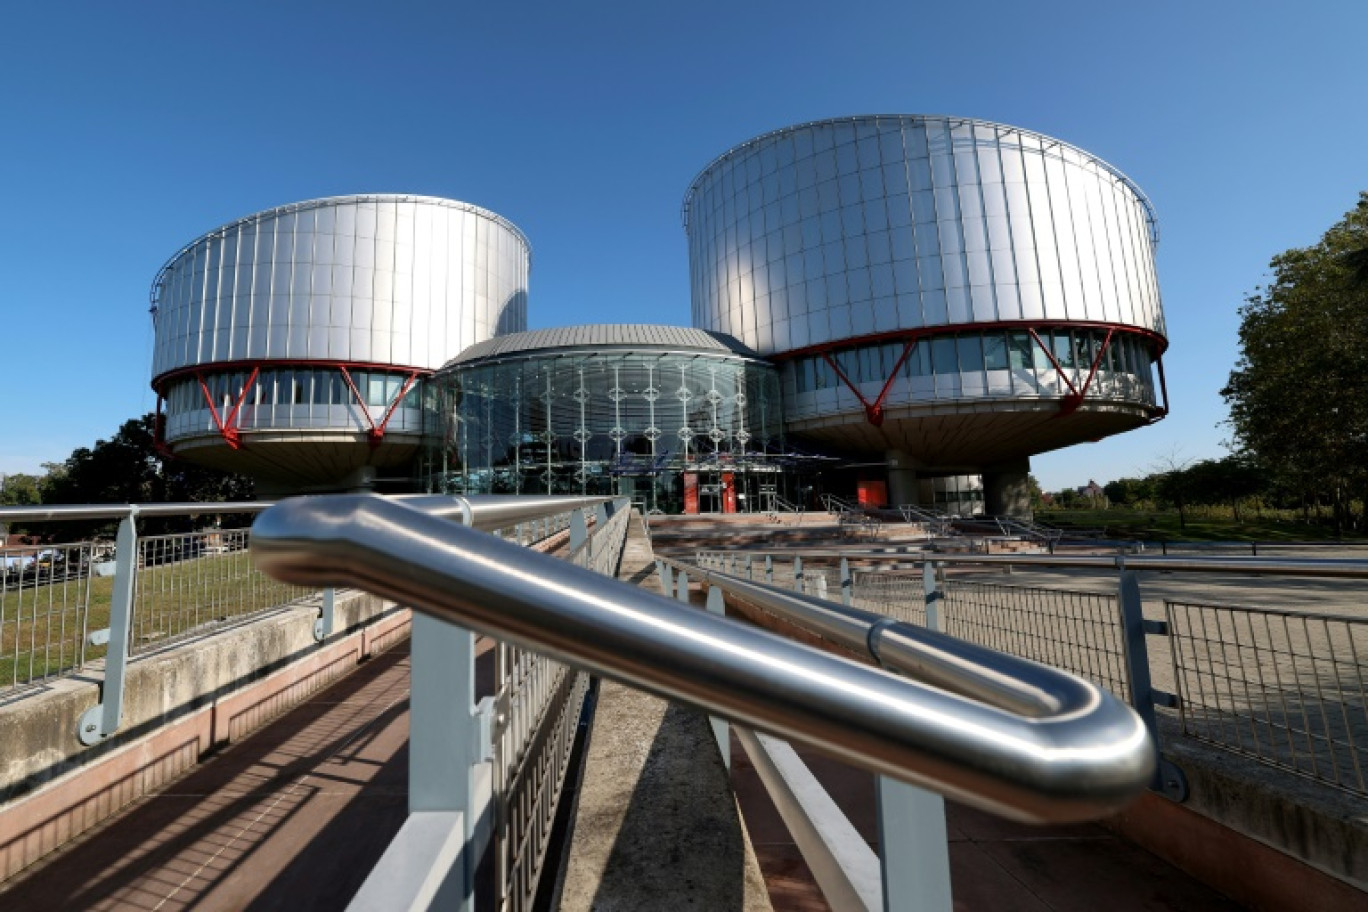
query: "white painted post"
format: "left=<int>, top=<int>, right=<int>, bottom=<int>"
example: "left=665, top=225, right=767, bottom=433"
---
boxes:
left=78, top=508, right=138, bottom=745
left=705, top=585, right=730, bottom=770
left=878, top=560, right=952, bottom=911
left=408, top=614, right=484, bottom=911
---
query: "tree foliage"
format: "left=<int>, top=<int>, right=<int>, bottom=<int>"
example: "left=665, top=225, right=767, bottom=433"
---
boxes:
left=1222, top=193, right=1368, bottom=532
left=7, top=414, right=254, bottom=538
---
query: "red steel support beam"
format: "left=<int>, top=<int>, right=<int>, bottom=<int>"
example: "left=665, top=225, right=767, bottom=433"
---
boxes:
left=338, top=366, right=378, bottom=434
left=1061, top=329, right=1114, bottom=417
left=369, top=370, right=422, bottom=447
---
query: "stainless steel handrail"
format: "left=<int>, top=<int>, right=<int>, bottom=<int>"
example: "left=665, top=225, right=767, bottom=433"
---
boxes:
left=660, top=556, right=1074, bottom=718
left=0, top=502, right=270, bottom=522
left=393, top=494, right=612, bottom=531
left=251, top=494, right=1154, bottom=823
left=694, top=549, right=1368, bottom=579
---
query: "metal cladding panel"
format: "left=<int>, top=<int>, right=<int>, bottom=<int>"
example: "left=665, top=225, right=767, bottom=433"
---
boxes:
left=683, top=116, right=1166, bottom=357
left=151, top=195, right=529, bottom=378
left=443, top=324, right=762, bottom=368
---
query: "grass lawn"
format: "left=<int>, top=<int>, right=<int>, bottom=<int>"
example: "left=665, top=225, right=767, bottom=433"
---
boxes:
left=1, top=551, right=309, bottom=691
left=1038, top=508, right=1368, bottom=543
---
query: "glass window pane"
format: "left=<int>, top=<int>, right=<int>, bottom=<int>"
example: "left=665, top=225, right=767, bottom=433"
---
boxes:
left=1052, top=332, right=1074, bottom=369
left=906, top=341, right=930, bottom=377
left=931, top=337, right=958, bottom=374
left=957, top=335, right=984, bottom=372
left=1008, top=333, right=1032, bottom=370
left=983, top=334, right=1008, bottom=370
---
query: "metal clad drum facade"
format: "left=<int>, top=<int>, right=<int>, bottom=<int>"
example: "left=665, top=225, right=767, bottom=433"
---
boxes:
left=152, top=195, right=528, bottom=376
left=682, top=116, right=1168, bottom=467
left=150, top=195, right=529, bottom=490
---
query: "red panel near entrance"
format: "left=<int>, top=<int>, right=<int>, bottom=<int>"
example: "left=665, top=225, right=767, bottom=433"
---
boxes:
left=857, top=480, right=888, bottom=508
left=684, top=473, right=699, bottom=514
left=722, top=473, right=737, bottom=514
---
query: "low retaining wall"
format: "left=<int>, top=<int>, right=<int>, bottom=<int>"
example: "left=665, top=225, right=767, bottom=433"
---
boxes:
left=1105, top=736, right=1367, bottom=908
left=0, top=591, right=409, bottom=882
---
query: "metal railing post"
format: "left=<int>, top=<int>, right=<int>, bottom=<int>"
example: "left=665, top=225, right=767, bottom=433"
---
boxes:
left=391, top=612, right=486, bottom=911
left=79, top=508, right=138, bottom=746
left=765, top=554, right=773, bottom=585
left=706, top=585, right=730, bottom=770
left=794, top=556, right=804, bottom=594
left=840, top=557, right=852, bottom=607
left=314, top=587, right=336, bottom=642
left=922, top=559, right=942, bottom=630
left=570, top=508, right=588, bottom=554
left=879, top=568, right=952, bottom=912
left=746, top=556, right=754, bottom=580
left=657, top=559, right=673, bottom=598
left=1117, top=564, right=1188, bottom=801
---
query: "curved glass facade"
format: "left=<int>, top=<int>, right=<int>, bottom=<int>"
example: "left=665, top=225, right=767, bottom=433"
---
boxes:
left=160, top=366, right=430, bottom=441
left=428, top=339, right=783, bottom=513
left=782, top=325, right=1158, bottom=419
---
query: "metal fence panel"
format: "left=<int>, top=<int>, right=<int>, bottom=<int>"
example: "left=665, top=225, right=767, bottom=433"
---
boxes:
left=0, top=541, right=97, bottom=695
left=494, top=502, right=630, bottom=912
left=130, top=529, right=313, bottom=655
left=1167, top=600, right=1368, bottom=797
left=940, top=580, right=1131, bottom=702
left=852, top=572, right=927, bottom=627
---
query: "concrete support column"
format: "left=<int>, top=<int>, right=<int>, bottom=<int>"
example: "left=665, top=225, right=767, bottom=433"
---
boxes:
left=886, top=450, right=917, bottom=508
left=983, top=458, right=1032, bottom=518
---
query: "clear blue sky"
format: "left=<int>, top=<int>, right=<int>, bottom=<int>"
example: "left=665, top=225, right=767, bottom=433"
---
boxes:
left=1, top=1, right=1363, bottom=491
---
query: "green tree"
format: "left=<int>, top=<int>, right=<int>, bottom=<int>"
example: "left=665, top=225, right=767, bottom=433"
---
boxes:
left=1222, top=193, right=1368, bottom=534
left=39, top=414, right=254, bottom=538
left=0, top=473, right=44, bottom=506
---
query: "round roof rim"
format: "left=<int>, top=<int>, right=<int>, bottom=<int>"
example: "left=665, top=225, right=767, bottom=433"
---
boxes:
left=150, top=193, right=531, bottom=311
left=680, top=114, right=1157, bottom=243
left=440, top=324, right=766, bottom=370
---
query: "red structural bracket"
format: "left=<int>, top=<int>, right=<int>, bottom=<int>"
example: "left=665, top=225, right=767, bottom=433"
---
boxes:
left=791, top=320, right=1161, bottom=425
left=1066, top=328, right=1115, bottom=416
left=1027, top=328, right=1115, bottom=417
left=152, top=395, right=175, bottom=460
left=337, top=365, right=375, bottom=435
left=370, top=370, right=421, bottom=447
left=338, top=366, right=420, bottom=448
left=820, top=340, right=918, bottom=427
left=196, top=367, right=259, bottom=450
left=1153, top=350, right=1171, bottom=421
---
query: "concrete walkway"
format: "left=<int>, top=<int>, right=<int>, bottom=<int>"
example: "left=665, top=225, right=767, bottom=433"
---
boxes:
left=558, top=510, right=772, bottom=910
left=0, top=642, right=413, bottom=911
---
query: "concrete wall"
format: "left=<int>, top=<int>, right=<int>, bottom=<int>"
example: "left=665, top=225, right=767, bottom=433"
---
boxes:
left=0, top=591, right=408, bottom=881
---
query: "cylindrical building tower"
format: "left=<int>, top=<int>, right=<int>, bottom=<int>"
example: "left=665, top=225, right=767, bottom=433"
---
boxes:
left=150, top=194, right=529, bottom=492
left=683, top=116, right=1168, bottom=513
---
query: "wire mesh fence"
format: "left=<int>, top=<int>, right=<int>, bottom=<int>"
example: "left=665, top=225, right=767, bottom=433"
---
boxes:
left=939, top=579, right=1131, bottom=702
left=130, top=529, right=315, bottom=655
left=851, top=572, right=927, bottom=627
left=0, top=541, right=98, bottom=695
left=1167, top=601, right=1368, bottom=797
left=493, top=502, right=629, bottom=912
